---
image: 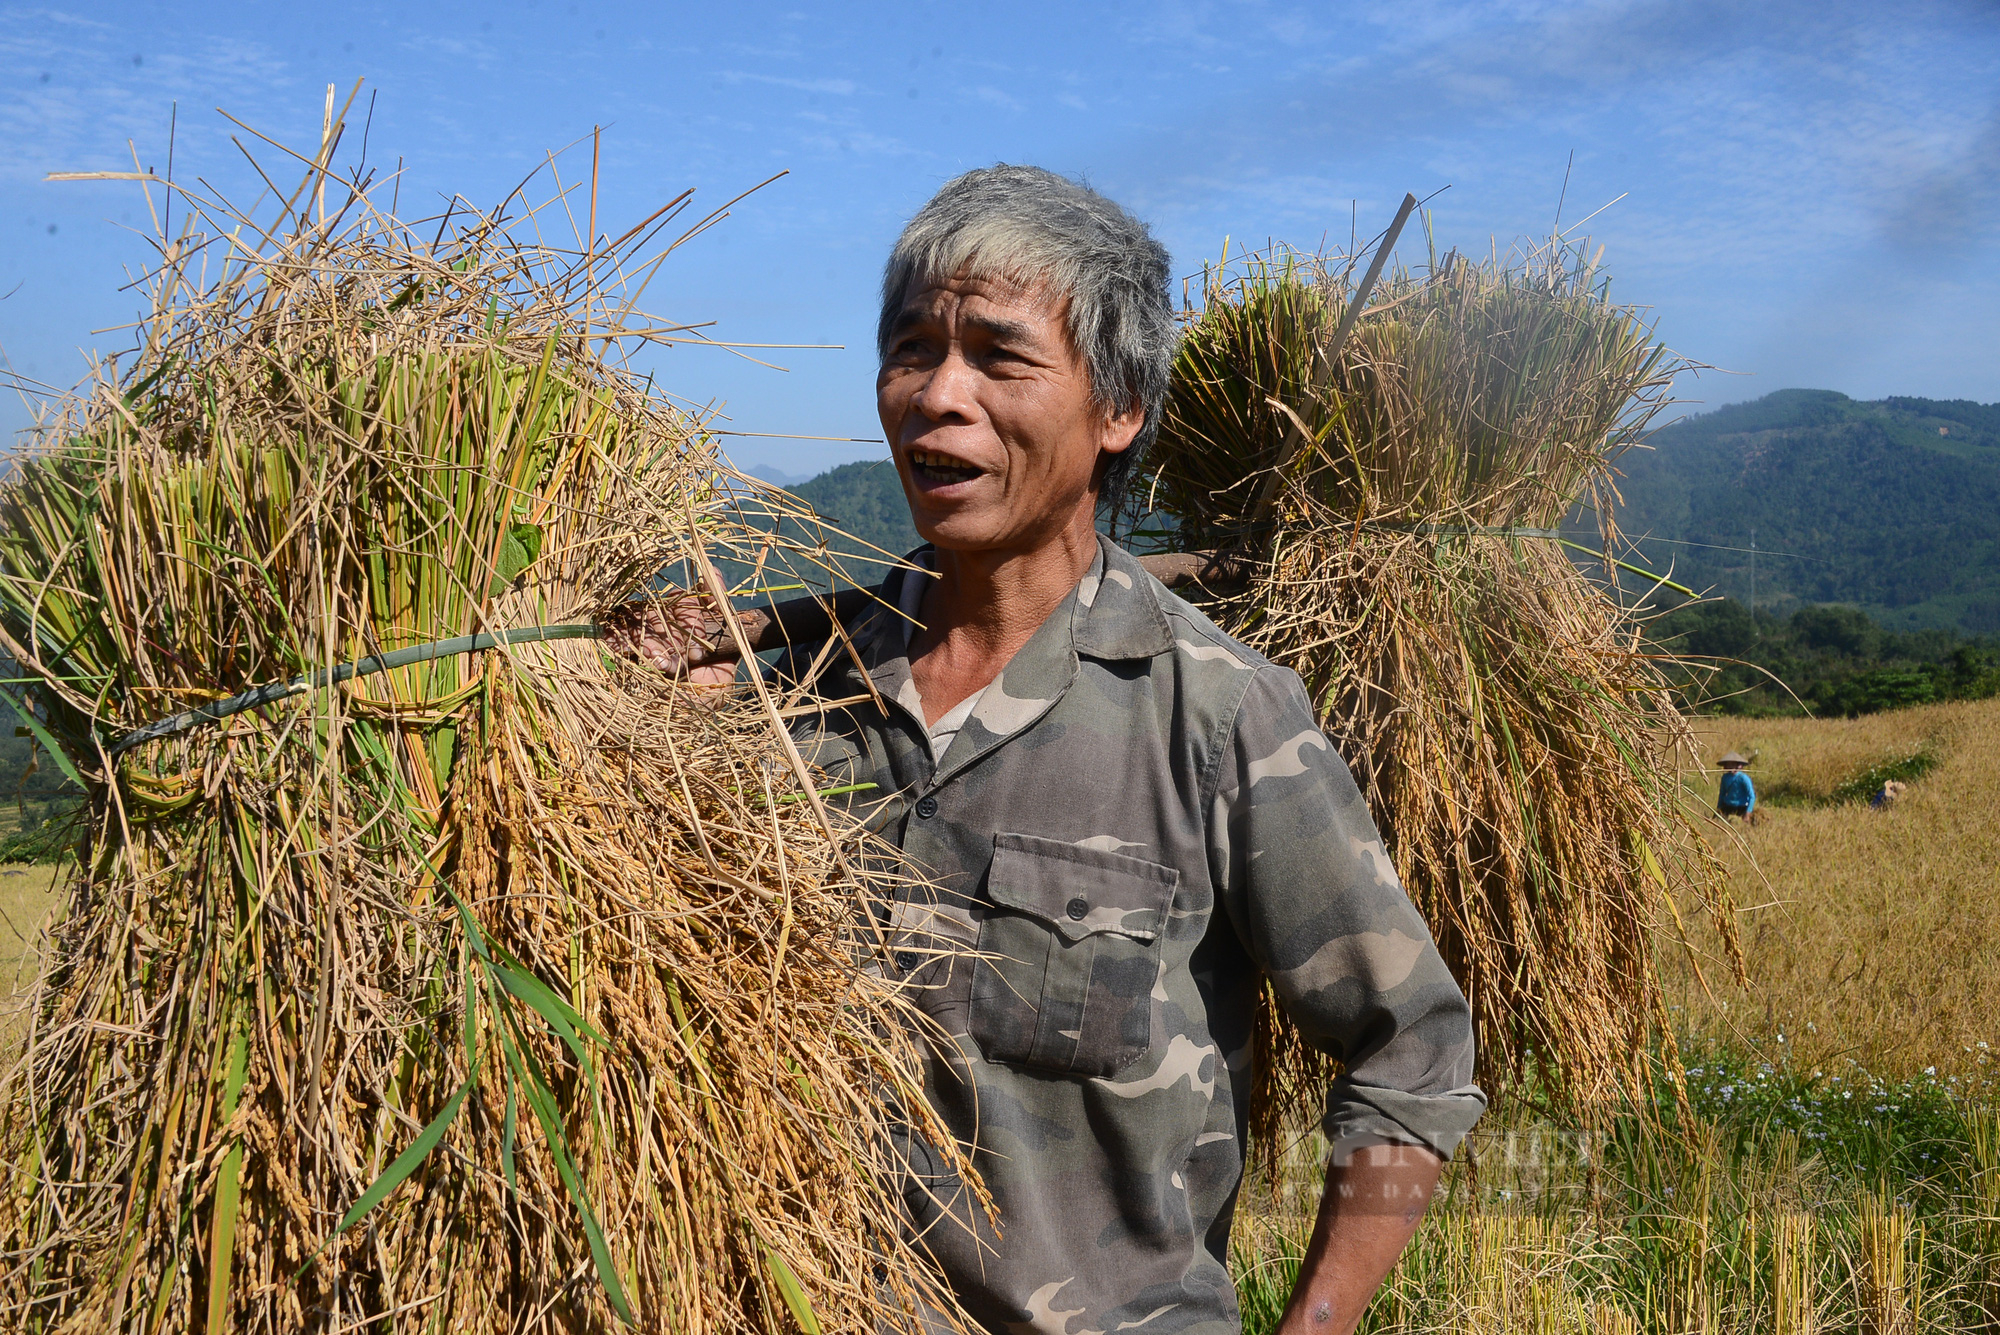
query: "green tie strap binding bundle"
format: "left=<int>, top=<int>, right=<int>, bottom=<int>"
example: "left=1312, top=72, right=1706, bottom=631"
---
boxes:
left=1142, top=238, right=1745, bottom=1149
left=0, top=106, right=979, bottom=1334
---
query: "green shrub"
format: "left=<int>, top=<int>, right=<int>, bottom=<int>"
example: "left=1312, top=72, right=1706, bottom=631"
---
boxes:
left=1827, top=746, right=1943, bottom=805
left=1677, top=1043, right=1980, bottom=1184
left=0, top=811, right=80, bottom=864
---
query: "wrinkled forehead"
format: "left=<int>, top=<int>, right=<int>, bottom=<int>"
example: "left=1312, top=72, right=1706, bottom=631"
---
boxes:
left=892, top=262, right=1063, bottom=320
left=885, top=265, right=1074, bottom=347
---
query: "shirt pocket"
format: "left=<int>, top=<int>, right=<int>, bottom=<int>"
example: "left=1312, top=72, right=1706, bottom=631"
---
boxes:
left=967, top=832, right=1181, bottom=1079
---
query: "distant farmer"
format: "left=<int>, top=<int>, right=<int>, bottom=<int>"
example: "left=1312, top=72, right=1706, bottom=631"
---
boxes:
left=1871, top=779, right=1907, bottom=809
left=1717, top=753, right=1756, bottom=820
left=621, top=166, right=1483, bottom=1335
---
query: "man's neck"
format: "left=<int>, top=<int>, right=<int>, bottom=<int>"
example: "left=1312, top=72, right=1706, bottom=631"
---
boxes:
left=906, top=511, right=1100, bottom=726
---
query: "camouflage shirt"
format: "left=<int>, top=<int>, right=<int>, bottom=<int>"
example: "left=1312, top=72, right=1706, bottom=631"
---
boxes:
left=790, top=536, right=1484, bottom=1335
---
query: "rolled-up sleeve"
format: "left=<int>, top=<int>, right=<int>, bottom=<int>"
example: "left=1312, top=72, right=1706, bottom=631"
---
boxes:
left=1210, top=667, right=1486, bottom=1158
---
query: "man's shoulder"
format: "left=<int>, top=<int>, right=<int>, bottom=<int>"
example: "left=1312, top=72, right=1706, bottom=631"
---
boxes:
left=1107, top=550, right=1329, bottom=762
left=1121, top=563, right=1316, bottom=753
left=1149, top=582, right=1275, bottom=675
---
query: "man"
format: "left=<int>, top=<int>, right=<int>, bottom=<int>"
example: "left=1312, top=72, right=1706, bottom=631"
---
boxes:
left=635, top=166, right=1483, bottom=1335
left=1717, top=753, right=1755, bottom=820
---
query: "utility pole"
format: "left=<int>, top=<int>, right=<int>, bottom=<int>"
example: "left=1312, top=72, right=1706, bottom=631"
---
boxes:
left=1749, top=527, right=1757, bottom=635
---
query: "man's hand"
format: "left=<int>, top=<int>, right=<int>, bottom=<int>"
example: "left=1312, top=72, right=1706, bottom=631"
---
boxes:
left=1274, top=1142, right=1443, bottom=1335
left=599, top=593, right=741, bottom=687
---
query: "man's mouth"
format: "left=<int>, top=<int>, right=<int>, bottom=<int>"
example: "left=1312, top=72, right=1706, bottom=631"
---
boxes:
left=908, top=448, right=982, bottom=486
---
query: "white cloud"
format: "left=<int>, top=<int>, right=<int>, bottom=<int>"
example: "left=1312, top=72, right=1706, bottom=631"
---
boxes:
left=0, top=8, right=295, bottom=183
left=718, top=70, right=857, bottom=96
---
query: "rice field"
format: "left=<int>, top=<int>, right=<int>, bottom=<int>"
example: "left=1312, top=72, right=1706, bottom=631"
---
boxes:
left=1233, top=697, right=2000, bottom=1333
left=1678, top=697, right=2000, bottom=1078
left=0, top=862, right=58, bottom=1000
left=0, top=863, right=59, bottom=1057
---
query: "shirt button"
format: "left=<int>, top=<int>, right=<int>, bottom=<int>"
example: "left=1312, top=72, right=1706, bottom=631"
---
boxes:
left=895, top=951, right=918, bottom=972
left=914, top=795, right=939, bottom=819
left=1066, top=896, right=1089, bottom=921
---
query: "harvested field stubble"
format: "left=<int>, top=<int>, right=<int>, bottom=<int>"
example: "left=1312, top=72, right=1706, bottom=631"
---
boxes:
left=0, top=100, right=977, bottom=1334
left=1235, top=1078, right=2000, bottom=1334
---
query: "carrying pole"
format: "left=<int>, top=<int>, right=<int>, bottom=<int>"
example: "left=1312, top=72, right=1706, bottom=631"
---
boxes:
left=1246, top=192, right=1421, bottom=529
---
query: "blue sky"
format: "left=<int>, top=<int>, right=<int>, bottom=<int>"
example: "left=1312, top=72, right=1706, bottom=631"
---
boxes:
left=3, top=0, right=1997, bottom=478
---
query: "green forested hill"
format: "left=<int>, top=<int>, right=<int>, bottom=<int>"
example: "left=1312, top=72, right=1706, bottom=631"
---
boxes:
left=1612, top=390, right=2000, bottom=633
left=788, top=460, right=919, bottom=567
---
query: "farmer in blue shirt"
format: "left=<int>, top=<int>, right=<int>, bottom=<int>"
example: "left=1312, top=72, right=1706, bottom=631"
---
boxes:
left=1717, top=752, right=1755, bottom=819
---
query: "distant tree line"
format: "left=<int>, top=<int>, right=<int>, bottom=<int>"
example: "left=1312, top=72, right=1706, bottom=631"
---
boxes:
left=1647, top=597, right=2000, bottom=717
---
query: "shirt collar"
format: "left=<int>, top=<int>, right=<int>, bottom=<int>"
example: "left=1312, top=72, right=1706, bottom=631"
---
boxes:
left=1070, top=535, right=1176, bottom=661
left=847, top=535, right=1174, bottom=775
left=862, top=535, right=1173, bottom=667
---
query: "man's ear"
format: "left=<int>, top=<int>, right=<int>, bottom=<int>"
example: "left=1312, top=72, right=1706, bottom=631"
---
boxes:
left=1098, top=401, right=1145, bottom=456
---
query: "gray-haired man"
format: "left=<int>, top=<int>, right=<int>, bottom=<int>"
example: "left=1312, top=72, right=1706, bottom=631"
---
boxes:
left=643, top=166, right=1484, bottom=1335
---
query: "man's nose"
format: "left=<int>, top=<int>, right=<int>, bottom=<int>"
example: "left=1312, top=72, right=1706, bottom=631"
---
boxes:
left=910, top=348, right=979, bottom=423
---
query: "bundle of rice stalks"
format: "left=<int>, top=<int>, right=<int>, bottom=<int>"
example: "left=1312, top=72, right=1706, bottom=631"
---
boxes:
left=1141, top=240, right=1744, bottom=1140
left=0, top=101, right=975, bottom=1333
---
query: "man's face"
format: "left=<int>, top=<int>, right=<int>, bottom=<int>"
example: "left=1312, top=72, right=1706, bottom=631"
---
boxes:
left=877, top=270, right=1141, bottom=555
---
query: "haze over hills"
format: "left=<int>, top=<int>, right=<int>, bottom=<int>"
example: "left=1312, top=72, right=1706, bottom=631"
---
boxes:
left=1611, top=390, right=2000, bottom=634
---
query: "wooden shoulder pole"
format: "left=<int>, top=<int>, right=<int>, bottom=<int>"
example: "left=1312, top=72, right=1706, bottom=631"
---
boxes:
left=1243, top=192, right=1420, bottom=529
left=680, top=551, right=1254, bottom=668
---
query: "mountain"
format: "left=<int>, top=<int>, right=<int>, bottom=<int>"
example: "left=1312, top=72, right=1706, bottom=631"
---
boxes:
left=1612, top=390, right=2000, bottom=633
left=741, top=463, right=813, bottom=488
left=786, top=460, right=920, bottom=580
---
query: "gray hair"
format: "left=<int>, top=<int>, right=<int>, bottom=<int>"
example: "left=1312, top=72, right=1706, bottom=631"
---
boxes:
left=877, top=165, right=1176, bottom=505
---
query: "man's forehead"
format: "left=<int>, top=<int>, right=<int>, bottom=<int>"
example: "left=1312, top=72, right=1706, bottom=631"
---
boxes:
left=894, top=269, right=1066, bottom=328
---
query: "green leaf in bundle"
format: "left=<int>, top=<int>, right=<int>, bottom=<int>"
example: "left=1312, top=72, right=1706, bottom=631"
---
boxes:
left=445, top=887, right=629, bottom=1317
left=428, top=719, right=459, bottom=799
left=206, top=1016, right=253, bottom=1335
left=488, top=948, right=608, bottom=1073
left=303, top=1072, right=476, bottom=1275
left=487, top=521, right=544, bottom=596
left=464, top=957, right=481, bottom=1068
left=444, top=892, right=605, bottom=1064
left=501, top=1076, right=518, bottom=1193
left=444, top=888, right=495, bottom=961
left=0, top=689, right=84, bottom=789
left=765, top=1249, right=823, bottom=1335
left=499, top=1019, right=636, bottom=1325
left=121, top=357, right=174, bottom=409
